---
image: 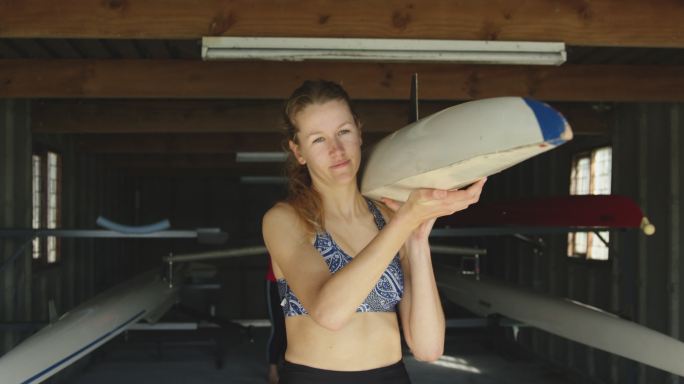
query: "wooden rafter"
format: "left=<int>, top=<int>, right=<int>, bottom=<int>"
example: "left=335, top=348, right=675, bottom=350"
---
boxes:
left=32, top=100, right=426, bottom=134
left=4, top=60, right=684, bottom=101
left=102, top=153, right=282, bottom=172
left=72, top=132, right=393, bottom=154
left=75, top=133, right=288, bottom=154
left=1, top=1, right=683, bottom=48
left=33, top=100, right=610, bottom=139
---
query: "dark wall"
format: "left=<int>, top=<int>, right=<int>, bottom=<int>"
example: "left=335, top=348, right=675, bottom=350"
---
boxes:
left=483, top=103, right=683, bottom=384
left=131, top=175, right=286, bottom=320
left=0, top=100, right=32, bottom=355
left=0, top=101, right=133, bottom=357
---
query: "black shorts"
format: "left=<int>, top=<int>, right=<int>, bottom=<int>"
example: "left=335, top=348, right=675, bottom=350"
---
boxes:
left=279, top=360, right=412, bottom=384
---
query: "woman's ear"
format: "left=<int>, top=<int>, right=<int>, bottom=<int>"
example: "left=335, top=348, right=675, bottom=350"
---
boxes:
left=288, top=140, right=306, bottom=165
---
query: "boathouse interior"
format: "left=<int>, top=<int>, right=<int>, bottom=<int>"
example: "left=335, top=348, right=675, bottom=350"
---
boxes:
left=1, top=2, right=683, bottom=383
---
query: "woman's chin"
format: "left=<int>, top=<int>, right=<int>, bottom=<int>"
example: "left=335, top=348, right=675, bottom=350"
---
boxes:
left=334, top=174, right=357, bottom=185
left=327, top=169, right=357, bottom=185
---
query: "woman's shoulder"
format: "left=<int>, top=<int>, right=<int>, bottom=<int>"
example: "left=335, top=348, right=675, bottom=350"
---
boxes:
left=264, top=201, right=313, bottom=237
left=262, top=202, right=307, bottom=278
left=263, top=201, right=298, bottom=228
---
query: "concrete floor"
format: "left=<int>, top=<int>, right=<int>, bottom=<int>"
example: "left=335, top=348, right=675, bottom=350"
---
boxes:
left=69, top=326, right=573, bottom=384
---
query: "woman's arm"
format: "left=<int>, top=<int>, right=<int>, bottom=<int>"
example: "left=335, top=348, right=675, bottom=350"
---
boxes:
left=264, top=179, right=486, bottom=332
left=263, top=202, right=416, bottom=331
left=388, top=178, right=486, bottom=361
left=397, top=219, right=445, bottom=362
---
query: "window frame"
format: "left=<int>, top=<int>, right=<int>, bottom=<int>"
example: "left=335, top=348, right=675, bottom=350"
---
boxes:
left=567, top=146, right=612, bottom=261
left=31, top=145, right=62, bottom=267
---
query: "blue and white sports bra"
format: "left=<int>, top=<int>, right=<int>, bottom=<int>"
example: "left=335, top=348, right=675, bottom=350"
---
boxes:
left=277, top=199, right=404, bottom=317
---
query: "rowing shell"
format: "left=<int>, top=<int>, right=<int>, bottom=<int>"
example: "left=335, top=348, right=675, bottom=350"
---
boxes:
left=436, top=266, right=684, bottom=377
left=0, top=270, right=178, bottom=384
left=361, top=97, right=573, bottom=202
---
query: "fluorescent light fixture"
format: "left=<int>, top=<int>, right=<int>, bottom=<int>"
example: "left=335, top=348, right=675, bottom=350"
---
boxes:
left=202, top=37, right=566, bottom=65
left=235, top=152, right=287, bottom=163
left=240, top=176, right=288, bottom=184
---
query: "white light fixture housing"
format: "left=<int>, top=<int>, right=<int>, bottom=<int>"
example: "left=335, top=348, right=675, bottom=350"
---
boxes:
left=240, top=176, right=288, bottom=184
left=202, top=37, right=566, bottom=66
left=235, top=152, right=287, bottom=163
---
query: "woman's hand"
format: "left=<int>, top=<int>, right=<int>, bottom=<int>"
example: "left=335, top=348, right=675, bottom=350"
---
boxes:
left=381, top=177, right=487, bottom=236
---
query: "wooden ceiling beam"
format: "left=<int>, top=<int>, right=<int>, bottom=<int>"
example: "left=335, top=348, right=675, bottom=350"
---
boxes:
left=103, top=154, right=284, bottom=177
left=1, top=1, right=683, bottom=48
left=120, top=168, right=285, bottom=179
left=32, top=100, right=423, bottom=134
left=5, top=60, right=684, bottom=102
left=34, top=100, right=610, bottom=144
left=102, top=153, right=283, bottom=172
left=77, top=133, right=285, bottom=153
left=75, top=133, right=286, bottom=153
left=72, top=133, right=391, bottom=154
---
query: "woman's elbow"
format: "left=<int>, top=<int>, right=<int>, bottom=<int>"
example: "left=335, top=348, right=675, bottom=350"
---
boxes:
left=314, top=316, right=346, bottom=332
left=310, top=306, right=350, bottom=332
left=411, top=344, right=444, bottom=362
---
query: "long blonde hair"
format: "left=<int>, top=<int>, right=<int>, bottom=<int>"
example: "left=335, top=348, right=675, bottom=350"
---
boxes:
left=282, top=80, right=361, bottom=234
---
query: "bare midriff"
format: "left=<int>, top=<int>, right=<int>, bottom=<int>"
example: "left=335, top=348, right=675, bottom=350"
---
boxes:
left=283, top=311, right=402, bottom=371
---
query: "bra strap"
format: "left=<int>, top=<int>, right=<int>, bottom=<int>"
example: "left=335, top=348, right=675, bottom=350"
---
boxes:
left=364, top=198, right=386, bottom=230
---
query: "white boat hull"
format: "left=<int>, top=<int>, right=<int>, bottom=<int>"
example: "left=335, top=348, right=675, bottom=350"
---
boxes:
left=361, top=97, right=572, bottom=201
left=436, top=266, right=684, bottom=377
left=0, top=270, right=177, bottom=384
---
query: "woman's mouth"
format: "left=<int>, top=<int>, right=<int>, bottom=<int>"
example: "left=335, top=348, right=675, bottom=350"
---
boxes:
left=331, top=160, right=350, bottom=169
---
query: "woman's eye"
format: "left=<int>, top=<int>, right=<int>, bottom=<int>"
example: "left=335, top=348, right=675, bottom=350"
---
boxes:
left=339, top=129, right=351, bottom=135
left=312, top=137, right=324, bottom=144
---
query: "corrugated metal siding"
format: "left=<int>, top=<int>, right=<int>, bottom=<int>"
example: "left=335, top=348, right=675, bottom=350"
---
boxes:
left=0, top=99, right=32, bottom=355
left=612, top=104, right=683, bottom=384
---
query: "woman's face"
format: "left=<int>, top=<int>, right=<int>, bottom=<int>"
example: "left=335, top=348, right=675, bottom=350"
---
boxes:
left=289, top=99, right=362, bottom=187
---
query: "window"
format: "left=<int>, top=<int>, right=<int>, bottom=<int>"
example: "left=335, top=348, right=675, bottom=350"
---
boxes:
left=31, top=150, right=61, bottom=264
left=567, top=147, right=612, bottom=260
left=32, top=155, right=41, bottom=260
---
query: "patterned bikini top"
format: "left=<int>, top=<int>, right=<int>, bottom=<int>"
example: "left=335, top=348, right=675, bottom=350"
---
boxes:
left=277, top=199, right=404, bottom=317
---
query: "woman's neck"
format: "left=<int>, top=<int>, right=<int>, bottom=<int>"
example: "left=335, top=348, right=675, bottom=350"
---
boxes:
left=314, top=181, right=367, bottom=223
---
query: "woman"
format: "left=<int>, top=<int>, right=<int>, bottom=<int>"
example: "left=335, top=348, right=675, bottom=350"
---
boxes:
left=265, top=254, right=286, bottom=383
left=262, top=80, right=486, bottom=383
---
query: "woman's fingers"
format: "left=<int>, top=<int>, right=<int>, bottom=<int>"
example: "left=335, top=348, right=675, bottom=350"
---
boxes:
left=395, top=177, right=488, bottom=226
left=466, top=177, right=487, bottom=196
left=431, top=189, right=448, bottom=199
left=443, top=178, right=486, bottom=213
left=455, top=177, right=486, bottom=202
left=381, top=197, right=402, bottom=212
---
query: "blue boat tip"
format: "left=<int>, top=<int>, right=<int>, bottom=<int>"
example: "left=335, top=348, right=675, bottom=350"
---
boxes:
left=523, top=98, right=569, bottom=145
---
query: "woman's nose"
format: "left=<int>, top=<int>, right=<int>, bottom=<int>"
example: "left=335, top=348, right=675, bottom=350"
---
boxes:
left=329, top=138, right=344, bottom=154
